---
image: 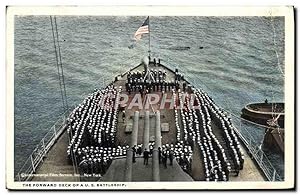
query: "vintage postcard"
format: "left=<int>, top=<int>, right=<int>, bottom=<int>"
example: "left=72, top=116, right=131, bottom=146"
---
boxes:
left=6, top=6, right=295, bottom=190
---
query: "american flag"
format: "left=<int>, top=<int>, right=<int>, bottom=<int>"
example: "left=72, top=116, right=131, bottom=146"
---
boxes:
left=134, top=16, right=149, bottom=40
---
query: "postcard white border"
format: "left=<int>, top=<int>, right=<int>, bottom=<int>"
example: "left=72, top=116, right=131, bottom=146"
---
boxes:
left=6, top=6, right=295, bottom=190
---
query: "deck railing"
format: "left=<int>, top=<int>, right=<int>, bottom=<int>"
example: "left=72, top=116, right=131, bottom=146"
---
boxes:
left=15, top=108, right=72, bottom=182
left=230, top=114, right=283, bottom=181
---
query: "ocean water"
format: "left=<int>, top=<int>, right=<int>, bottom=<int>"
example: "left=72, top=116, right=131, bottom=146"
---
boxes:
left=14, top=16, right=285, bottom=177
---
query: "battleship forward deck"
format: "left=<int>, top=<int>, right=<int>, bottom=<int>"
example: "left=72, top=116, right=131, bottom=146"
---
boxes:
left=16, top=58, right=282, bottom=182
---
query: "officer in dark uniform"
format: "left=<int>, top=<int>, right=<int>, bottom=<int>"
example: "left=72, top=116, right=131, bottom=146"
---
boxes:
left=100, top=158, right=105, bottom=174
left=162, top=152, right=167, bottom=168
left=143, top=149, right=150, bottom=165
left=178, top=155, right=184, bottom=167
left=158, top=147, right=162, bottom=164
left=127, top=72, right=131, bottom=83
left=169, top=150, right=174, bottom=166
left=149, top=145, right=153, bottom=155
left=87, top=158, right=93, bottom=174
left=175, top=81, right=179, bottom=91
left=141, top=82, right=145, bottom=91
left=132, top=145, right=137, bottom=163
left=137, top=145, right=142, bottom=156
left=183, top=82, right=187, bottom=92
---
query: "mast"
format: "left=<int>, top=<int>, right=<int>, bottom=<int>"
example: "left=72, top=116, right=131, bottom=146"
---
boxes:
left=148, top=16, right=151, bottom=58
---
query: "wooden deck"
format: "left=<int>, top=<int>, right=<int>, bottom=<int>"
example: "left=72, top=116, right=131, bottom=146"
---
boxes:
left=32, top=131, right=80, bottom=181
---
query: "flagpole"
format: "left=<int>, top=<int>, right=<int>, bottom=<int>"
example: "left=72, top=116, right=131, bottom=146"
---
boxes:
left=148, top=16, right=151, bottom=58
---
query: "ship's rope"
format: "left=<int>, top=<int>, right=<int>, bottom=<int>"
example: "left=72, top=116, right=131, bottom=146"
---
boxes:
left=269, top=12, right=285, bottom=78
left=259, top=14, right=285, bottom=147
left=267, top=17, right=284, bottom=147
left=54, top=17, right=69, bottom=111
left=50, top=16, right=77, bottom=175
left=50, top=16, right=65, bottom=111
left=269, top=11, right=284, bottom=138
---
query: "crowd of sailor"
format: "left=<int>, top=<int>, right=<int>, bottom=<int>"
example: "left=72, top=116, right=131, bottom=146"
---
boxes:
left=131, top=142, right=193, bottom=171
left=170, top=142, right=193, bottom=172
left=72, top=140, right=194, bottom=176
left=75, top=145, right=129, bottom=175
left=66, top=85, right=121, bottom=175
left=199, top=88, right=245, bottom=172
left=174, top=89, right=181, bottom=142
left=174, top=87, right=245, bottom=181
left=125, top=68, right=184, bottom=94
